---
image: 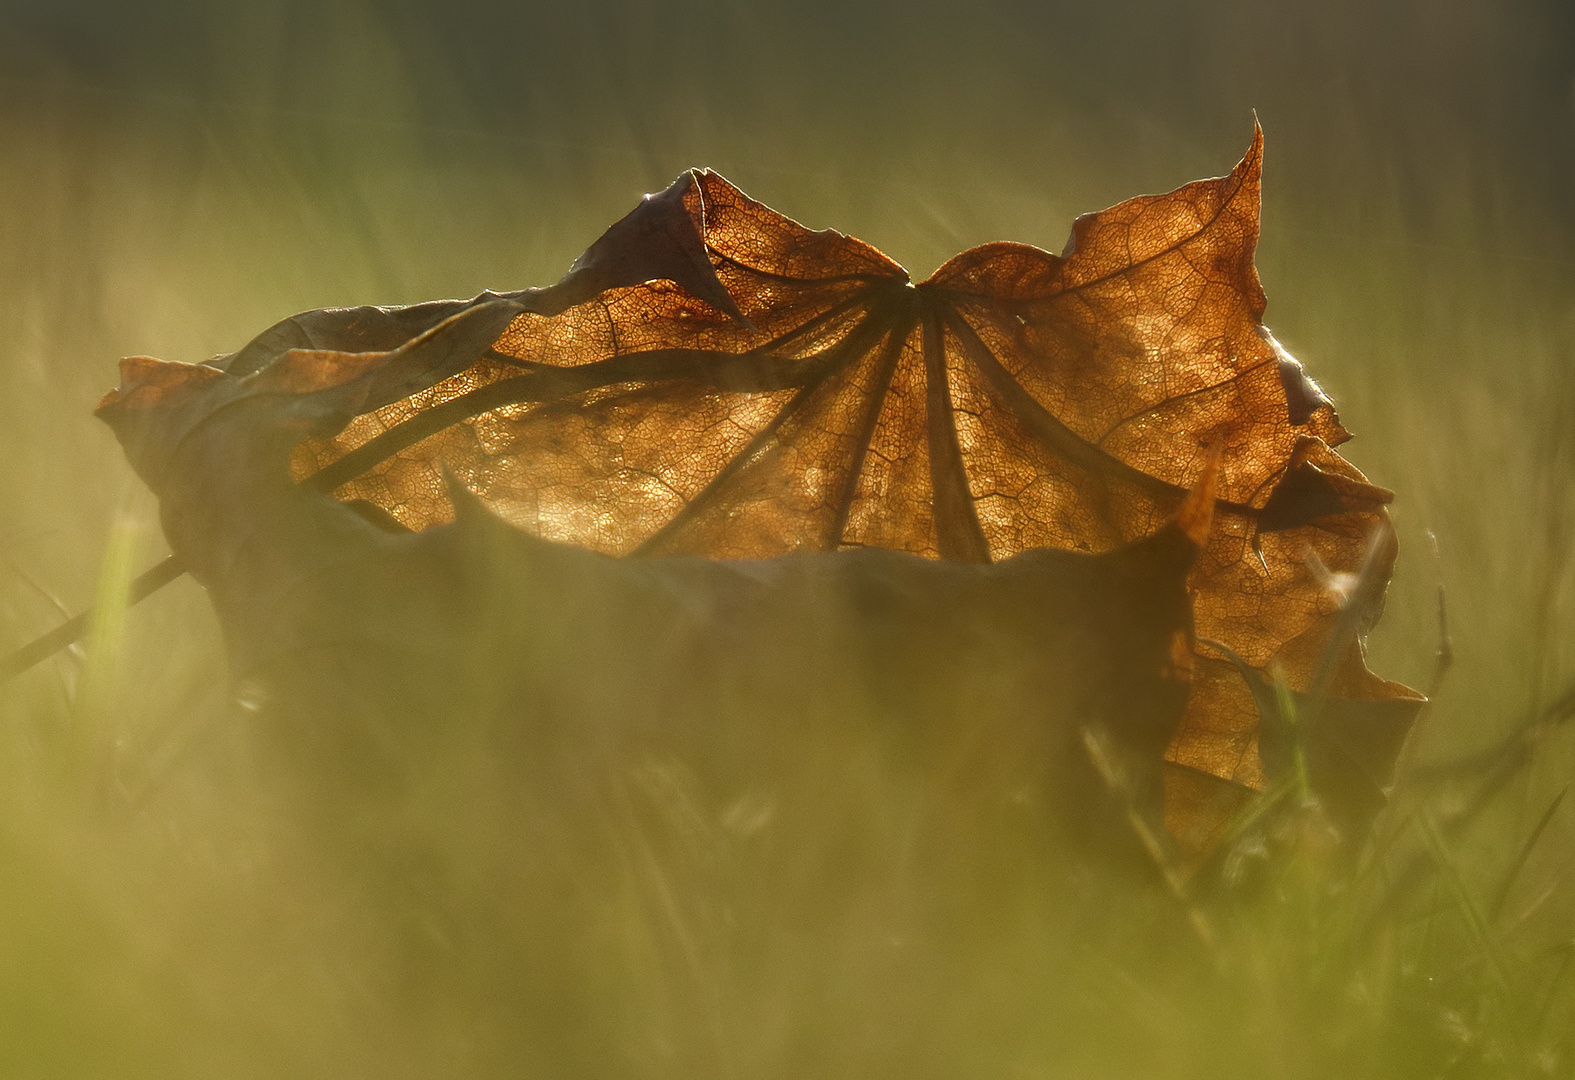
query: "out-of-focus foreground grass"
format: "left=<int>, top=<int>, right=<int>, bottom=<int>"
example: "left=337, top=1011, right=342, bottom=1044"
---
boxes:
left=0, top=2, right=1571, bottom=1077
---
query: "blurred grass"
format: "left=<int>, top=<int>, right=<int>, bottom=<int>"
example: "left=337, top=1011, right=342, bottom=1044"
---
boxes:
left=0, top=1, right=1571, bottom=1077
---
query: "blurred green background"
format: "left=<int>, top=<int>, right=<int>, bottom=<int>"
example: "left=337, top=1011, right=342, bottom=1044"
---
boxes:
left=0, top=1, right=1571, bottom=1077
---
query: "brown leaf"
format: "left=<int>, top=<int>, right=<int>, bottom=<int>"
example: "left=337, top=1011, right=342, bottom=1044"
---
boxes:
left=98, top=126, right=1422, bottom=849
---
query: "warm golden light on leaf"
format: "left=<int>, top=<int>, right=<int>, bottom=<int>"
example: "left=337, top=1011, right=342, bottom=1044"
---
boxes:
left=97, top=126, right=1422, bottom=849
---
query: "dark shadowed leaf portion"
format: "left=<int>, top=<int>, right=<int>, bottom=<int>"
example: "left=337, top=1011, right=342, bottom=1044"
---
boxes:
left=96, top=127, right=1422, bottom=848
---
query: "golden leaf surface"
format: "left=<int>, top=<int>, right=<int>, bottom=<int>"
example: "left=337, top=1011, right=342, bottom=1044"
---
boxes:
left=105, top=127, right=1424, bottom=847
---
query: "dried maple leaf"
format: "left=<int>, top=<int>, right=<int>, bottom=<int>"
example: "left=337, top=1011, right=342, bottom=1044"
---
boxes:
left=94, top=126, right=1422, bottom=850
left=98, top=315, right=1215, bottom=860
